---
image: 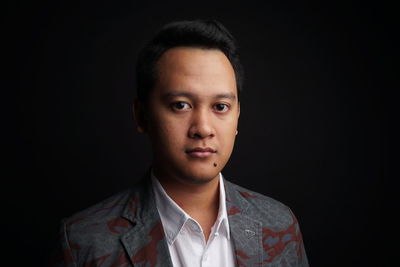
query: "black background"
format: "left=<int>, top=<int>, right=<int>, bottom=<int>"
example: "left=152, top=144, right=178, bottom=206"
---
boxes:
left=5, top=0, right=389, bottom=266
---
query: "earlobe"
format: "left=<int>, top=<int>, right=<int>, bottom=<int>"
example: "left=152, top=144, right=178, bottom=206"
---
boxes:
left=236, top=102, right=240, bottom=136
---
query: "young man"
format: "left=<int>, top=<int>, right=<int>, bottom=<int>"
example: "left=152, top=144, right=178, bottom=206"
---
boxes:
left=53, top=20, right=309, bottom=267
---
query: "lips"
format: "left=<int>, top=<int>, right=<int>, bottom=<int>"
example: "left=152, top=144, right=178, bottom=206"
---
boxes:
left=185, top=147, right=216, bottom=158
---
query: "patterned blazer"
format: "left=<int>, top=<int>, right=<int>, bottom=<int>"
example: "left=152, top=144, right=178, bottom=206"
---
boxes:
left=52, top=174, right=309, bottom=267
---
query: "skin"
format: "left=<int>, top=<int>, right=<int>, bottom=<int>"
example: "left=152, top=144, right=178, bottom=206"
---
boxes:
left=134, top=47, right=240, bottom=241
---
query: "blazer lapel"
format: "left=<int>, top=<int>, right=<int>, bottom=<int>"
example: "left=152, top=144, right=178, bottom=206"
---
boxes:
left=120, top=177, right=173, bottom=267
left=225, top=180, right=263, bottom=266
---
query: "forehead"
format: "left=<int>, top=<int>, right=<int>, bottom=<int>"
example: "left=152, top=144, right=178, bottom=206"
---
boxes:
left=153, top=47, right=237, bottom=98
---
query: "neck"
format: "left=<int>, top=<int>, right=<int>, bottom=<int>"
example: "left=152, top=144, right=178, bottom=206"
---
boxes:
left=155, top=170, right=220, bottom=215
left=153, top=167, right=221, bottom=242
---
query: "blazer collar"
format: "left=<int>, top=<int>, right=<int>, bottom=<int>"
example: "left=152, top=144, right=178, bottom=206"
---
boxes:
left=117, top=173, right=263, bottom=267
left=120, top=172, right=173, bottom=267
left=224, top=179, right=263, bottom=266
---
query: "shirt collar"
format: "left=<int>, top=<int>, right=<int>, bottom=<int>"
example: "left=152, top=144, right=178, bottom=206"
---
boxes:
left=151, top=171, right=230, bottom=245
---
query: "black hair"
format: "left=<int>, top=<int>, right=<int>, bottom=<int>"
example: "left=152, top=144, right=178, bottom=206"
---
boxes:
left=135, top=19, right=244, bottom=103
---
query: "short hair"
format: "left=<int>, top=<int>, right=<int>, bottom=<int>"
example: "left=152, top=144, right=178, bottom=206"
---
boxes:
left=135, top=19, right=244, bottom=103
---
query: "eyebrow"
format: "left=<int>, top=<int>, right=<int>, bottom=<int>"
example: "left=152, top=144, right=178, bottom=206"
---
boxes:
left=162, top=91, right=237, bottom=101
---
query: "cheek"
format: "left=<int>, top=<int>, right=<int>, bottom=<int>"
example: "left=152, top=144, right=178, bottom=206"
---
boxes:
left=164, top=123, right=186, bottom=147
left=217, top=121, right=238, bottom=152
left=149, top=115, right=187, bottom=148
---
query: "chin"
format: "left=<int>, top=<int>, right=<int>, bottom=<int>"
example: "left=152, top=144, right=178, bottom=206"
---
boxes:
left=178, top=163, right=221, bottom=185
left=182, top=174, right=217, bottom=185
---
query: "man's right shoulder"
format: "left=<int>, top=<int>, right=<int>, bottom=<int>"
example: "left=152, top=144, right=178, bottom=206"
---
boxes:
left=63, top=180, right=148, bottom=237
left=51, top=181, right=152, bottom=266
left=64, top=189, right=134, bottom=229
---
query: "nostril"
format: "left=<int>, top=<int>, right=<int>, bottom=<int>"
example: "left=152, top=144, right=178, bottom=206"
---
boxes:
left=194, top=133, right=202, bottom=139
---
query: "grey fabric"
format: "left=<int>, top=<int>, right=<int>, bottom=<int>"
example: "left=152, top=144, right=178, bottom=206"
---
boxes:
left=52, top=174, right=309, bottom=267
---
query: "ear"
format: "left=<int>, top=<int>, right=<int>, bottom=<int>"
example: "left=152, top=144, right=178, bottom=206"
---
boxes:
left=237, top=101, right=240, bottom=119
left=236, top=101, right=240, bottom=135
left=133, top=99, right=146, bottom=133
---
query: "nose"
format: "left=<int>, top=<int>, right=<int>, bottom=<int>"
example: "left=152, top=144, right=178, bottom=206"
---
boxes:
left=188, top=109, right=215, bottom=139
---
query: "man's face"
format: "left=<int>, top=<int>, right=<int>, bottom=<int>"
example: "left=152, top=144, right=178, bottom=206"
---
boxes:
left=140, top=47, right=240, bottom=184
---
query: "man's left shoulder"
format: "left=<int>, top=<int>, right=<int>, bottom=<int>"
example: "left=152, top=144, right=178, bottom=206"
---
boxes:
left=224, top=179, right=297, bottom=229
left=224, top=179, right=309, bottom=266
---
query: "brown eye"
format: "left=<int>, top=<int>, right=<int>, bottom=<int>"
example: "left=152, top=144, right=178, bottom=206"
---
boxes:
left=171, top=101, right=191, bottom=110
left=214, top=103, right=229, bottom=112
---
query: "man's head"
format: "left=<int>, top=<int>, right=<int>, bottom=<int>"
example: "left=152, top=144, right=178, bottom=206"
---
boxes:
left=136, top=19, right=244, bottom=104
left=134, top=20, right=243, bottom=184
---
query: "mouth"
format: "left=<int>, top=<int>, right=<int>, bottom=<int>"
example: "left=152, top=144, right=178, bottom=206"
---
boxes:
left=185, top=147, right=217, bottom=158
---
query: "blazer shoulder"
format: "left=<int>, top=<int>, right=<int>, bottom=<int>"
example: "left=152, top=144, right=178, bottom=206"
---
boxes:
left=64, top=189, right=133, bottom=228
left=54, top=180, right=153, bottom=266
left=225, top=180, right=297, bottom=230
left=62, top=180, right=149, bottom=244
left=53, top=189, right=136, bottom=266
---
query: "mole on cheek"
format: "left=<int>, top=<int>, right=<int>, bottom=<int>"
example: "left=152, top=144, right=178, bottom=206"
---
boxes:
left=213, top=162, right=217, bottom=167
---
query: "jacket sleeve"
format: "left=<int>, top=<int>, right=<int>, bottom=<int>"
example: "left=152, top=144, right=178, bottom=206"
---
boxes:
left=297, top=232, right=309, bottom=267
left=290, top=209, right=310, bottom=267
left=49, top=219, right=78, bottom=267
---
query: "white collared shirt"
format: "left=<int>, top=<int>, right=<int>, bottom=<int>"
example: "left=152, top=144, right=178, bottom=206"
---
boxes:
left=151, top=172, right=237, bottom=267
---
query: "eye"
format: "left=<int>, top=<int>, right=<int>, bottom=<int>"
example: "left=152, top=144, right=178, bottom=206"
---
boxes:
left=214, top=103, right=229, bottom=113
left=171, top=101, right=191, bottom=111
